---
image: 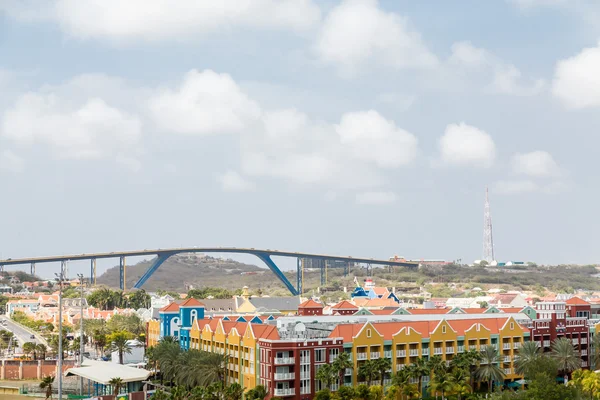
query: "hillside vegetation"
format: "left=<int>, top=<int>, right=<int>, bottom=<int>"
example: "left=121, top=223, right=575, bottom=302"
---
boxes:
left=96, top=254, right=600, bottom=296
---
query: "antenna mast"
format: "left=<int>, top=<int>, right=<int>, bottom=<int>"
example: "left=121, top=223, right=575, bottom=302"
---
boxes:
left=483, top=186, right=495, bottom=263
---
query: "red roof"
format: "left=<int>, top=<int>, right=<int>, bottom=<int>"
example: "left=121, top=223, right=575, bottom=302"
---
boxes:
left=180, top=298, right=205, bottom=307
left=332, top=300, right=358, bottom=310
left=566, top=297, right=590, bottom=306
left=298, top=299, right=323, bottom=308
left=160, top=302, right=180, bottom=313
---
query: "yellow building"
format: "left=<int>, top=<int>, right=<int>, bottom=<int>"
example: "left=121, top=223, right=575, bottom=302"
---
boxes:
left=147, top=319, right=161, bottom=347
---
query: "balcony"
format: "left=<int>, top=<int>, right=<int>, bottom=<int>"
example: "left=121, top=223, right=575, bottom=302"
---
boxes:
left=345, top=368, right=352, bottom=376
left=274, top=357, right=295, bottom=365
left=274, top=388, right=295, bottom=397
left=300, top=357, right=310, bottom=364
left=396, top=364, right=405, bottom=370
left=582, top=350, right=588, bottom=356
left=543, top=341, right=551, bottom=348
left=300, top=372, right=310, bottom=379
left=384, top=350, right=392, bottom=358
left=514, top=342, right=521, bottom=349
left=357, top=353, right=368, bottom=360
left=370, top=352, right=380, bottom=359
left=504, top=368, right=512, bottom=375
left=330, top=355, right=338, bottom=362
left=583, top=361, right=588, bottom=367
left=446, top=347, right=454, bottom=354
left=434, top=348, right=443, bottom=355
left=409, top=349, right=419, bottom=357
left=457, top=345, right=465, bottom=353
left=572, top=338, right=579, bottom=344
left=421, top=348, right=429, bottom=356
left=503, top=344, right=511, bottom=350
left=582, top=338, right=588, bottom=344
left=469, top=345, right=477, bottom=351
left=275, top=373, right=294, bottom=380
left=503, top=356, right=511, bottom=363
left=396, top=350, right=406, bottom=357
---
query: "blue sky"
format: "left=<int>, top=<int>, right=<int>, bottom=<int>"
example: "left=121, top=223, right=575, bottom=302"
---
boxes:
left=1, top=0, right=599, bottom=277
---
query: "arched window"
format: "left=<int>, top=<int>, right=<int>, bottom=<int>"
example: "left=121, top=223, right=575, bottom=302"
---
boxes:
left=191, top=309, right=198, bottom=325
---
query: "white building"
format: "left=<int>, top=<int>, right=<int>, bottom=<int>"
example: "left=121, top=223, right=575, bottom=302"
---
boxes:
left=111, top=340, right=145, bottom=365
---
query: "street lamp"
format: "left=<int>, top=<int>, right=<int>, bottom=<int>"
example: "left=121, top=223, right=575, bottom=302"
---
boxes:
left=54, top=269, right=65, bottom=400
left=77, top=273, right=85, bottom=396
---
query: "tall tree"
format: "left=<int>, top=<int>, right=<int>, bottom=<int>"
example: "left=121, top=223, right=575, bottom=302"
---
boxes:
left=39, top=376, right=54, bottom=399
left=108, top=377, right=124, bottom=396
left=108, top=331, right=134, bottom=364
left=358, top=360, right=377, bottom=386
left=409, top=357, right=430, bottom=396
left=374, top=357, right=392, bottom=387
left=449, top=367, right=471, bottom=400
left=430, top=369, right=453, bottom=400
left=514, top=341, right=541, bottom=378
left=332, top=352, right=353, bottom=387
left=475, top=345, right=505, bottom=393
left=550, top=337, right=581, bottom=378
left=316, top=364, right=337, bottom=391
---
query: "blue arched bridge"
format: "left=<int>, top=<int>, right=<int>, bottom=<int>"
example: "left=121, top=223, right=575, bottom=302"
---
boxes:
left=0, top=247, right=418, bottom=295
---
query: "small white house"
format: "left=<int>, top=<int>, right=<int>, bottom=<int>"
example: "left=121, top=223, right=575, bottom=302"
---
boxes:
left=111, top=340, right=145, bottom=365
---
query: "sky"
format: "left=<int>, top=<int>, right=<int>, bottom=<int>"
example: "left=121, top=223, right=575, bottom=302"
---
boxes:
left=1, top=0, right=600, bottom=278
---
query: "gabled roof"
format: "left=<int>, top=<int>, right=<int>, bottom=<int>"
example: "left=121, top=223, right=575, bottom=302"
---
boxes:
left=566, top=296, right=590, bottom=306
left=372, top=287, right=389, bottom=296
left=332, top=300, right=358, bottom=310
left=251, top=323, right=280, bottom=340
left=180, top=298, right=205, bottom=307
left=298, top=299, right=323, bottom=308
left=159, top=302, right=180, bottom=313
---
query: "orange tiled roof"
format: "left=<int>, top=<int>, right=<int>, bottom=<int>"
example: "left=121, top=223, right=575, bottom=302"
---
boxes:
left=353, top=298, right=398, bottom=308
left=332, top=300, right=358, bottom=310
left=180, top=298, right=205, bottom=307
left=160, top=302, right=180, bottom=313
left=372, top=287, right=389, bottom=296
left=407, top=308, right=450, bottom=315
left=298, top=299, right=323, bottom=308
left=566, top=297, right=590, bottom=306
left=460, top=308, right=488, bottom=314
left=251, top=323, right=280, bottom=340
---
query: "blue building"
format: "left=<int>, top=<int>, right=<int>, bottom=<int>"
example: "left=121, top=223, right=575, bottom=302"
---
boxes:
left=159, top=297, right=205, bottom=350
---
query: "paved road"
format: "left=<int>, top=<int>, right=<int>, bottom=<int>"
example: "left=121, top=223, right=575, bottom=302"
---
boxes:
left=0, top=315, right=46, bottom=347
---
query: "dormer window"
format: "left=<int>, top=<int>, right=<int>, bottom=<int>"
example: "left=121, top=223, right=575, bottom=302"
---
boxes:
left=442, top=326, right=447, bottom=334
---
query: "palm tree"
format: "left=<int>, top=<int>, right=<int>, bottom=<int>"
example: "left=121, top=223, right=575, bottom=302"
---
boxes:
left=427, top=355, right=446, bottom=375
left=551, top=337, right=581, bottom=379
left=224, top=383, right=244, bottom=400
left=108, top=331, right=133, bottom=364
left=332, top=352, right=353, bottom=387
left=449, top=367, right=471, bottom=400
left=39, top=376, right=54, bottom=399
left=374, top=357, right=392, bottom=387
left=109, top=377, right=124, bottom=396
left=409, top=357, right=430, bottom=396
left=475, top=345, right=505, bottom=393
left=199, top=352, right=228, bottom=386
left=592, top=332, right=600, bottom=370
left=514, top=341, right=541, bottom=378
left=430, top=369, right=453, bottom=400
left=401, top=383, right=419, bottom=400
left=392, top=368, right=410, bottom=397
left=36, top=343, right=48, bottom=360
left=22, top=342, right=36, bottom=359
left=358, top=360, right=377, bottom=386
left=245, top=385, right=268, bottom=400
left=317, top=364, right=338, bottom=391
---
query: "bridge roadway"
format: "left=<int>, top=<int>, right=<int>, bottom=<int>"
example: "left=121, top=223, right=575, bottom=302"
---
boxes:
left=0, top=247, right=418, bottom=295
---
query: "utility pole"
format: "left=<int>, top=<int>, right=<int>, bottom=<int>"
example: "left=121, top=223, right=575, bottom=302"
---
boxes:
left=77, top=273, right=85, bottom=395
left=55, top=264, right=65, bottom=400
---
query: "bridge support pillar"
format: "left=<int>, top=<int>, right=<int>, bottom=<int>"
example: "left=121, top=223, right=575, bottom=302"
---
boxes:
left=320, top=259, right=326, bottom=286
left=60, top=260, right=67, bottom=279
left=255, top=253, right=299, bottom=296
left=90, top=259, right=96, bottom=285
left=119, top=257, right=126, bottom=291
left=296, top=258, right=303, bottom=295
left=30, top=263, right=36, bottom=276
left=133, top=253, right=171, bottom=289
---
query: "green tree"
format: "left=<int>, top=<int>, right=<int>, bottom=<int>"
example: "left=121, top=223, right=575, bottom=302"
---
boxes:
left=109, top=377, right=124, bottom=396
left=475, top=345, right=505, bottom=393
left=592, top=333, right=600, bottom=370
left=108, top=330, right=134, bottom=364
left=40, top=376, right=54, bottom=399
left=315, top=389, right=333, bottom=400
left=514, top=341, right=541, bottom=378
left=332, top=352, right=353, bottom=387
left=224, top=383, right=244, bottom=400
left=317, top=364, right=338, bottom=391
left=449, top=367, right=471, bottom=400
left=430, top=369, right=453, bottom=400
left=373, top=357, right=392, bottom=387
left=36, top=343, right=48, bottom=360
left=336, top=386, right=356, bottom=400
left=245, top=385, right=268, bottom=400
left=550, top=337, right=581, bottom=378
left=107, top=314, right=145, bottom=336
left=358, top=360, right=378, bottom=386
left=128, top=289, right=151, bottom=309
left=22, top=341, right=36, bottom=358
left=408, top=357, right=429, bottom=395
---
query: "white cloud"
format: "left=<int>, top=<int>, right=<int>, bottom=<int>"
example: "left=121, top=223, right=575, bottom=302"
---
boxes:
left=511, top=151, right=561, bottom=177
left=356, top=191, right=398, bottom=205
left=552, top=41, right=600, bottom=109
left=2, top=90, right=142, bottom=160
left=148, top=69, right=261, bottom=135
left=217, top=171, right=256, bottom=192
left=315, top=0, right=437, bottom=75
left=1, top=0, right=321, bottom=41
left=0, top=150, right=25, bottom=172
left=437, top=122, right=496, bottom=168
left=335, top=110, right=418, bottom=168
left=493, top=180, right=539, bottom=194
left=449, top=41, right=544, bottom=96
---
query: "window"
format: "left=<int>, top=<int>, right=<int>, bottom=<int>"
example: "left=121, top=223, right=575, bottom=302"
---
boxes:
left=367, top=329, right=372, bottom=338
left=442, top=326, right=447, bottom=334
left=510, top=322, right=514, bottom=330
left=315, top=349, right=326, bottom=363
left=329, top=348, right=339, bottom=361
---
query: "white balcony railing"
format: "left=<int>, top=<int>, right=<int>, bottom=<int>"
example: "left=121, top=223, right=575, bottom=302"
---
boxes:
left=434, top=348, right=443, bottom=355
left=469, top=345, right=477, bottom=351
left=503, top=356, right=511, bottom=363
left=503, top=344, right=511, bottom=350
left=421, top=348, right=429, bottom=356
left=582, top=350, right=588, bottom=356
left=274, top=373, right=294, bottom=380
left=457, top=345, right=465, bottom=353
left=504, top=368, right=512, bottom=374
left=582, top=338, right=588, bottom=344
left=357, top=353, right=367, bottom=360
left=274, top=357, right=295, bottom=365
left=514, top=342, right=521, bottom=349
left=384, top=350, right=392, bottom=358
left=300, top=372, right=310, bottom=379
left=345, top=368, right=352, bottom=376
left=371, top=352, right=380, bottom=359
left=300, top=357, right=310, bottom=364
left=543, top=340, right=551, bottom=347
left=446, top=347, right=454, bottom=354
left=396, top=364, right=405, bottom=370
left=409, top=349, right=419, bottom=357
left=274, top=388, right=295, bottom=396
left=396, top=350, right=406, bottom=357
